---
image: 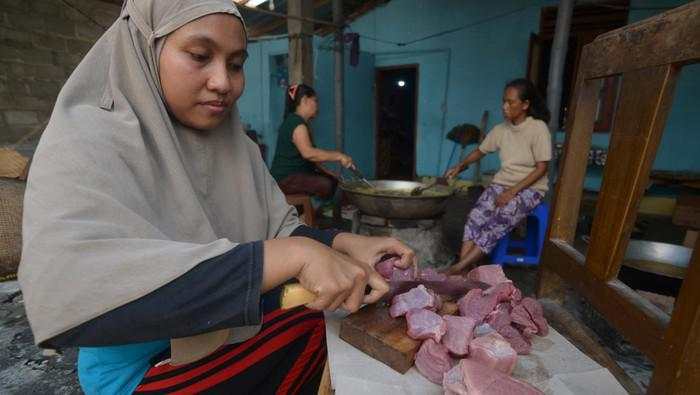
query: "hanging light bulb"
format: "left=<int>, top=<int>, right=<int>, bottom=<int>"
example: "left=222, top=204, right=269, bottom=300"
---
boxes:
left=397, top=80, right=406, bottom=87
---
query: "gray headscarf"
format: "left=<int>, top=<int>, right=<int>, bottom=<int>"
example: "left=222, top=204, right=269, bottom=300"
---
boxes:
left=19, top=0, right=301, bottom=362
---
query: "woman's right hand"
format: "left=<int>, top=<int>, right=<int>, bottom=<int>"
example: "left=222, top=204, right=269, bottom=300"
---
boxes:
left=444, top=164, right=464, bottom=179
left=263, top=237, right=389, bottom=312
left=336, top=152, right=355, bottom=169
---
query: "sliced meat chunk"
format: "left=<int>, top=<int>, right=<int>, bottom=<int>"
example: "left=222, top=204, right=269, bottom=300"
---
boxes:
left=442, top=315, right=477, bottom=356
left=485, top=303, right=511, bottom=332
left=511, top=304, right=538, bottom=337
left=418, top=267, right=447, bottom=282
left=521, top=297, right=549, bottom=336
left=484, top=281, right=521, bottom=303
left=390, top=266, right=416, bottom=282
left=468, top=332, right=517, bottom=374
left=466, top=264, right=509, bottom=287
left=443, top=359, right=543, bottom=395
left=374, top=256, right=400, bottom=279
left=497, top=324, right=531, bottom=355
left=457, top=289, right=498, bottom=323
left=474, top=323, right=495, bottom=337
left=414, top=339, right=454, bottom=385
left=389, top=284, right=439, bottom=318
left=406, top=309, right=447, bottom=342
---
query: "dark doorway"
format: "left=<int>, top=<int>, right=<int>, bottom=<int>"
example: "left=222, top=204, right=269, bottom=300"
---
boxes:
left=375, top=66, right=417, bottom=180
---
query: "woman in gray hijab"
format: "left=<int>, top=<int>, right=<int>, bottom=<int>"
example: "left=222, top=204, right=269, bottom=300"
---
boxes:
left=18, top=1, right=415, bottom=393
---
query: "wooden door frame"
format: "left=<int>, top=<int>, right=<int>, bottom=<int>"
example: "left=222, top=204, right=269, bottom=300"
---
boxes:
left=537, top=3, right=700, bottom=394
left=374, top=64, right=419, bottom=180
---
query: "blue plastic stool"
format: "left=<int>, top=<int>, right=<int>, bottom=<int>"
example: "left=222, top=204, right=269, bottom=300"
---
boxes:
left=490, top=202, right=549, bottom=266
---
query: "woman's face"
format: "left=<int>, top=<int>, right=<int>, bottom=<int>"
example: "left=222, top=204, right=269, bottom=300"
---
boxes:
left=299, top=95, right=319, bottom=119
left=502, top=86, right=529, bottom=123
left=159, top=13, right=247, bottom=130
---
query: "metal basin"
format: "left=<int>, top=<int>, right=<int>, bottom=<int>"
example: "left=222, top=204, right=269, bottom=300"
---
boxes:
left=340, top=179, right=454, bottom=219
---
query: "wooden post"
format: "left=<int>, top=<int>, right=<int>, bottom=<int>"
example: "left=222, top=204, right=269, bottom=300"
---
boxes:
left=333, top=0, right=344, bottom=152
left=287, top=0, right=314, bottom=85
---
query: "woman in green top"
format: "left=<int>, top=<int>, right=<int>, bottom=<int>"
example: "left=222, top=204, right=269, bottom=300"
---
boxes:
left=270, top=84, right=355, bottom=199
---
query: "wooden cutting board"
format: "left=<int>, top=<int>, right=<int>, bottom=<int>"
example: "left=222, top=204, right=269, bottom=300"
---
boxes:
left=338, top=303, right=420, bottom=373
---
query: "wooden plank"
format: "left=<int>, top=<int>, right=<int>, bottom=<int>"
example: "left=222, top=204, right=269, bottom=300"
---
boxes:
left=539, top=299, right=643, bottom=395
left=579, top=2, right=700, bottom=79
left=287, top=0, right=314, bottom=85
left=317, top=361, right=333, bottom=395
left=548, top=77, right=601, bottom=243
left=586, top=65, right=679, bottom=281
left=542, top=239, right=669, bottom=361
left=649, top=239, right=700, bottom=394
left=537, top=76, right=599, bottom=302
left=338, top=304, right=420, bottom=373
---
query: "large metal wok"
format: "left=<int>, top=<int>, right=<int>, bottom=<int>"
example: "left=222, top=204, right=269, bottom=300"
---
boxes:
left=340, top=180, right=454, bottom=219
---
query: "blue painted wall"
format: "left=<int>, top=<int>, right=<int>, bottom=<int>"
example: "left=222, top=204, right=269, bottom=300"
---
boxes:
left=238, top=0, right=698, bottom=190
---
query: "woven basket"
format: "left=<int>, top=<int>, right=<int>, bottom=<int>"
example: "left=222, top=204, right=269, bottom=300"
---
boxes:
left=0, top=178, right=25, bottom=279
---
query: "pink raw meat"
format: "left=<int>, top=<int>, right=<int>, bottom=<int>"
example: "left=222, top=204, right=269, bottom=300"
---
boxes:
left=414, top=339, right=454, bottom=385
left=474, top=323, right=495, bottom=337
left=498, top=325, right=531, bottom=355
left=374, top=256, right=400, bottom=279
left=521, top=297, right=549, bottom=336
left=418, top=267, right=448, bottom=282
left=443, top=359, right=543, bottom=395
left=466, top=264, right=509, bottom=287
left=389, top=285, right=439, bottom=318
left=406, top=309, right=447, bottom=342
left=511, top=304, right=538, bottom=337
left=485, top=303, right=512, bottom=332
left=484, top=282, right=521, bottom=303
left=457, top=289, right=498, bottom=323
left=468, top=332, right=517, bottom=374
left=390, top=266, right=416, bottom=282
left=442, top=315, right=477, bottom=356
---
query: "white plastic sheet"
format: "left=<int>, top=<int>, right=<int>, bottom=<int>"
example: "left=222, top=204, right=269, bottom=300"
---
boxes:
left=325, top=310, right=628, bottom=395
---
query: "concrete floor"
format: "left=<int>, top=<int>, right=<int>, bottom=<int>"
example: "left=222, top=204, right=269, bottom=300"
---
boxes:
left=0, top=282, right=80, bottom=394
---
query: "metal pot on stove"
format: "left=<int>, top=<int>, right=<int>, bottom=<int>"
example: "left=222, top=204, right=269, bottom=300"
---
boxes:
left=339, top=179, right=454, bottom=219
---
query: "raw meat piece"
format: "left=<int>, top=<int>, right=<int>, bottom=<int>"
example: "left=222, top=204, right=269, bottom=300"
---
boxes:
left=442, top=359, right=543, bottom=395
left=406, top=309, right=447, bottom=342
left=521, top=297, right=549, bottom=336
left=414, top=339, right=454, bottom=385
left=389, top=285, right=439, bottom=318
left=418, top=267, right=448, bottom=282
left=484, top=282, right=521, bottom=303
left=442, top=315, right=476, bottom=356
left=485, top=303, right=511, bottom=332
left=511, top=304, right=538, bottom=337
left=498, top=324, right=531, bottom=355
left=468, top=332, right=517, bottom=374
left=390, top=266, right=416, bottom=282
left=474, top=323, right=495, bottom=337
left=466, top=264, right=509, bottom=287
left=457, top=289, right=498, bottom=323
left=374, top=256, right=400, bottom=279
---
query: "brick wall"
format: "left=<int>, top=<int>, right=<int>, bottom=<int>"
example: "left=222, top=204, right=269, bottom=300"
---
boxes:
left=0, top=0, right=121, bottom=144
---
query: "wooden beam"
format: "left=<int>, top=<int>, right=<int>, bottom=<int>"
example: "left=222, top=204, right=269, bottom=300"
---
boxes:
left=649, top=238, right=700, bottom=394
left=249, top=0, right=330, bottom=38
left=579, top=1, right=700, bottom=79
left=541, top=239, right=669, bottom=362
left=288, top=0, right=314, bottom=85
left=548, top=77, right=601, bottom=243
left=585, top=65, right=679, bottom=281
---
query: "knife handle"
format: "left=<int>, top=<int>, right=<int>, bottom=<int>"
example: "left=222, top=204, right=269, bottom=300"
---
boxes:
left=280, top=283, right=317, bottom=309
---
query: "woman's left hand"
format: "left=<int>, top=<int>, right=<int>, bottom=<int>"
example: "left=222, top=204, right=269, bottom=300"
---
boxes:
left=333, top=234, right=417, bottom=270
left=496, top=189, right=517, bottom=207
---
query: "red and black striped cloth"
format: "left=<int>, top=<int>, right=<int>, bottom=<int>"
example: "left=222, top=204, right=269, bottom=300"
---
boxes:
left=133, top=306, right=326, bottom=394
